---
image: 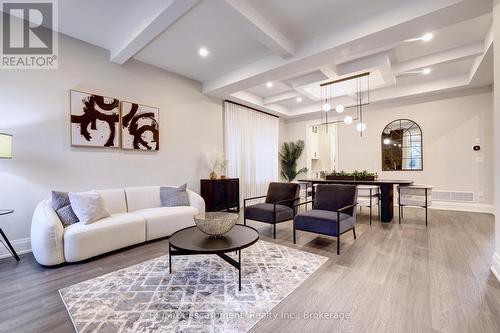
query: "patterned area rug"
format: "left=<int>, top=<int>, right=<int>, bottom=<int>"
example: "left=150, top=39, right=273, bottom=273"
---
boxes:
left=60, top=240, right=328, bottom=333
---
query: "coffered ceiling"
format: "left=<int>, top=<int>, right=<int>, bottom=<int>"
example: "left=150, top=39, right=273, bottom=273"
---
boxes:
left=37, top=0, right=495, bottom=117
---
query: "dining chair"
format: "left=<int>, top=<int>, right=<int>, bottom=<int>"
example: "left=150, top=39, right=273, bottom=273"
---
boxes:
left=356, top=185, right=380, bottom=225
left=397, top=184, right=434, bottom=226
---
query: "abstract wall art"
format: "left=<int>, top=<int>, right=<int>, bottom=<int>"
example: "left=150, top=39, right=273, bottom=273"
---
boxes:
left=121, top=101, right=160, bottom=151
left=70, top=90, right=120, bottom=148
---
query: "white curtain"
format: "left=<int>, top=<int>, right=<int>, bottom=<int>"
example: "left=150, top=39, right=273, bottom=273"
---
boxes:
left=224, top=101, right=279, bottom=206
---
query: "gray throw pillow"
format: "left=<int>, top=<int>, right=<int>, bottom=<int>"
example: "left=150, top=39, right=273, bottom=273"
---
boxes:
left=51, top=191, right=79, bottom=227
left=160, top=184, right=190, bottom=207
left=68, top=190, right=111, bottom=225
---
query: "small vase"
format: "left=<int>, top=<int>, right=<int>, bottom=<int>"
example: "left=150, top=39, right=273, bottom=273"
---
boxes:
left=209, top=171, right=217, bottom=180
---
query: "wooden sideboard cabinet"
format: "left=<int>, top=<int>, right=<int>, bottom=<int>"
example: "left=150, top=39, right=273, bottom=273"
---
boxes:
left=200, top=178, right=240, bottom=212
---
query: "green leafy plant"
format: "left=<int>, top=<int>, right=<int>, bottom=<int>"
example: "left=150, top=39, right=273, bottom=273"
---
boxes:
left=327, top=170, right=376, bottom=179
left=280, top=140, right=308, bottom=182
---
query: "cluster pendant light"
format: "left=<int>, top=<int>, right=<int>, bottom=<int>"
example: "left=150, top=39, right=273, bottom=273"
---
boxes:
left=320, top=72, right=370, bottom=137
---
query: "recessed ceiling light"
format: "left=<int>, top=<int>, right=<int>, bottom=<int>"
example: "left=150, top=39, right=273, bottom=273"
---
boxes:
left=422, top=33, right=433, bottom=42
left=344, top=116, right=353, bottom=125
left=198, top=47, right=209, bottom=58
left=296, top=97, right=303, bottom=103
left=405, top=32, right=433, bottom=43
left=335, top=104, right=345, bottom=113
left=422, top=68, right=432, bottom=75
left=265, top=81, right=273, bottom=89
left=322, top=103, right=331, bottom=112
left=383, top=138, right=391, bottom=145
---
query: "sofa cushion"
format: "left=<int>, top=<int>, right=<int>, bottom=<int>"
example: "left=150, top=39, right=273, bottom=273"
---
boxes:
left=96, top=189, right=127, bottom=214
left=133, top=206, right=198, bottom=241
left=68, top=191, right=111, bottom=225
left=160, top=184, right=190, bottom=207
left=63, top=213, right=146, bottom=262
left=125, top=186, right=161, bottom=212
left=294, top=210, right=355, bottom=236
left=244, top=203, right=294, bottom=224
left=51, top=191, right=79, bottom=227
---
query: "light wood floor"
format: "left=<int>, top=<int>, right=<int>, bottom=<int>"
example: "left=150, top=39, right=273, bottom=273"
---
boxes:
left=0, top=208, right=499, bottom=333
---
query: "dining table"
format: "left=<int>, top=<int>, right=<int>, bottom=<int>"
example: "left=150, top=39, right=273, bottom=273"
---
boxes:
left=298, top=178, right=414, bottom=222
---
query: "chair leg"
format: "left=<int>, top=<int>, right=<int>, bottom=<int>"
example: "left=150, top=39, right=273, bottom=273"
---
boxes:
left=337, top=235, right=340, bottom=255
left=369, top=205, right=372, bottom=225
left=243, top=218, right=246, bottom=226
left=293, top=226, right=296, bottom=244
left=425, top=207, right=428, bottom=226
left=273, top=224, right=276, bottom=239
left=353, top=227, right=356, bottom=239
left=399, top=205, right=401, bottom=224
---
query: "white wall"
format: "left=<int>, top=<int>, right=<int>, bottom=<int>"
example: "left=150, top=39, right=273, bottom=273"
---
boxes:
left=492, top=0, right=500, bottom=282
left=283, top=88, right=494, bottom=212
left=0, top=34, right=223, bottom=252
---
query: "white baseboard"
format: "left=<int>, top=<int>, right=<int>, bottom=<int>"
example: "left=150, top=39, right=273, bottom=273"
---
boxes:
left=429, top=202, right=494, bottom=215
left=0, top=237, right=31, bottom=260
left=492, top=252, right=500, bottom=283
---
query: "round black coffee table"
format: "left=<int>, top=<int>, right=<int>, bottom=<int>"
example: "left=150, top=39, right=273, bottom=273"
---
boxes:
left=169, top=224, right=259, bottom=291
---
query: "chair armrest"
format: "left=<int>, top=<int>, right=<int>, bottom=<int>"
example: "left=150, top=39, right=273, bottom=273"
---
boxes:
left=294, top=200, right=314, bottom=208
left=244, top=195, right=267, bottom=208
left=187, top=189, right=205, bottom=213
left=30, top=199, right=65, bottom=266
left=338, top=203, right=357, bottom=213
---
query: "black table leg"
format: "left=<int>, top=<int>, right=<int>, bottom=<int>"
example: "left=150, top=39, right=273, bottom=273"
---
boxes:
left=0, top=228, right=20, bottom=261
left=379, top=184, right=394, bottom=223
left=169, top=243, right=172, bottom=273
left=238, top=248, right=243, bottom=291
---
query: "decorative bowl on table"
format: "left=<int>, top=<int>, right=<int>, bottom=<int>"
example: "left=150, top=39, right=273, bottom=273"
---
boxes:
left=194, top=212, right=239, bottom=236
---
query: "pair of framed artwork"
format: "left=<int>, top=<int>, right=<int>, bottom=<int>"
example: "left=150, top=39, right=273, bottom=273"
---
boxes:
left=70, top=90, right=159, bottom=151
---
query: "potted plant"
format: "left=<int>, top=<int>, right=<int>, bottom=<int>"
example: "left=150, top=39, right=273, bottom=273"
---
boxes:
left=205, top=150, right=226, bottom=179
left=353, top=170, right=376, bottom=181
left=325, top=170, right=376, bottom=181
left=325, top=170, right=355, bottom=181
left=279, top=140, right=308, bottom=182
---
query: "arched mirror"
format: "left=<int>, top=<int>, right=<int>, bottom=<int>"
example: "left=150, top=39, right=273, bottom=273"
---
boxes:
left=381, top=119, right=422, bottom=171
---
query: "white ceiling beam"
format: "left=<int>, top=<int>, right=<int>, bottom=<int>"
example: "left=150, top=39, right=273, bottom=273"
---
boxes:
left=203, top=0, right=489, bottom=96
left=336, top=52, right=396, bottom=87
left=224, top=0, right=295, bottom=58
left=319, top=65, right=338, bottom=80
left=110, top=0, right=199, bottom=64
left=392, top=41, right=484, bottom=74
left=263, top=91, right=299, bottom=105
left=229, top=91, right=290, bottom=117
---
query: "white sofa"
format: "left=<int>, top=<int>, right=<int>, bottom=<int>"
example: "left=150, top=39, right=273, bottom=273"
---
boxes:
left=31, top=186, right=205, bottom=266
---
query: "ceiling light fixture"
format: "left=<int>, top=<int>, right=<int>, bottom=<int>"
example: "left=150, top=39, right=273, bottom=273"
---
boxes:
left=198, top=47, right=209, bottom=58
left=296, top=97, right=303, bottom=103
left=265, top=81, right=273, bottom=89
left=356, top=123, right=367, bottom=133
left=321, top=72, right=370, bottom=137
left=422, top=68, right=432, bottom=75
left=383, top=138, right=391, bottom=145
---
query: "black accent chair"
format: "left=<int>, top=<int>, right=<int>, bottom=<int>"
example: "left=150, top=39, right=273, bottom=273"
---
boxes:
left=293, top=184, right=357, bottom=255
left=244, top=182, right=300, bottom=239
